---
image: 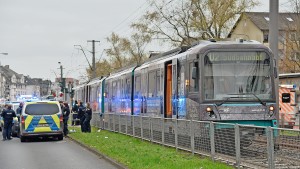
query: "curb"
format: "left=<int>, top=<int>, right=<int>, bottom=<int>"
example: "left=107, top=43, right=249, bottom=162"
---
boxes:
left=66, top=136, right=127, bottom=169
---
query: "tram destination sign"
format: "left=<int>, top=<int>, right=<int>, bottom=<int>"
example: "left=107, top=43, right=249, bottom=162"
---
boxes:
left=207, top=52, right=267, bottom=62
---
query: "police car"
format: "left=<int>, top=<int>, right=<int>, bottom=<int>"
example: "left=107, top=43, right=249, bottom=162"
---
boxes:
left=19, top=101, right=64, bottom=142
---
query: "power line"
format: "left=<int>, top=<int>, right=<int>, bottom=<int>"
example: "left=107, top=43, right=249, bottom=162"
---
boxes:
left=101, top=1, right=149, bottom=39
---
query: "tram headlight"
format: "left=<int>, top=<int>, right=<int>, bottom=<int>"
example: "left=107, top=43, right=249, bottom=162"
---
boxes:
left=206, top=107, right=216, bottom=118
left=206, top=107, right=212, bottom=112
left=268, top=105, right=275, bottom=117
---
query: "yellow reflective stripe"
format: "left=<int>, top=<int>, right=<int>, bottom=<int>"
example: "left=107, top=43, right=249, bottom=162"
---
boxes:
left=39, top=116, right=47, bottom=124
left=34, top=127, right=52, bottom=132
left=25, top=115, right=33, bottom=130
left=52, top=114, right=60, bottom=128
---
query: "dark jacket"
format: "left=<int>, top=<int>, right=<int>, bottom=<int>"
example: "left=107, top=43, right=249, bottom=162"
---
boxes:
left=84, top=108, right=92, bottom=120
left=63, top=107, right=70, bottom=119
left=72, top=104, right=78, bottom=113
left=1, top=109, right=16, bottom=121
left=78, top=105, right=85, bottom=119
left=16, top=106, right=23, bottom=116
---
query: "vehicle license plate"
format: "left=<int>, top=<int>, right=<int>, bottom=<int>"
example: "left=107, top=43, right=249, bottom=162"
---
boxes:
left=37, top=124, right=49, bottom=127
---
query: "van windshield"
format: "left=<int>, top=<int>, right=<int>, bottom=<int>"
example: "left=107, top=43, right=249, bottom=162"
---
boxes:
left=25, top=103, right=59, bottom=115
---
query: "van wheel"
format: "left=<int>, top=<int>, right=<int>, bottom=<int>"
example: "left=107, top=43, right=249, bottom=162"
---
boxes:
left=58, top=134, right=63, bottom=141
left=20, top=136, right=25, bottom=142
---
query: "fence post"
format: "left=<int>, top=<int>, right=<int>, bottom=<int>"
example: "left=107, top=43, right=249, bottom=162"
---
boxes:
left=191, top=120, right=194, bottom=155
left=133, top=115, right=135, bottom=137
left=162, top=117, right=165, bottom=145
left=175, top=119, right=178, bottom=151
left=210, top=122, right=215, bottom=161
left=119, top=114, right=121, bottom=133
left=108, top=114, right=111, bottom=131
left=150, top=117, right=153, bottom=142
left=141, top=116, right=144, bottom=140
left=267, top=127, right=275, bottom=169
left=113, top=114, right=115, bottom=132
left=126, top=115, right=128, bottom=135
left=281, top=114, right=284, bottom=128
left=235, top=124, right=241, bottom=168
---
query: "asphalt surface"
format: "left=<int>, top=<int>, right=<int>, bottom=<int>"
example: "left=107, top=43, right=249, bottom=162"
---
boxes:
left=0, top=135, right=117, bottom=169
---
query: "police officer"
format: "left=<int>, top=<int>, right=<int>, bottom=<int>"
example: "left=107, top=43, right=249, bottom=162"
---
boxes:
left=1, top=104, right=16, bottom=141
left=16, top=102, right=23, bottom=122
left=72, top=100, right=79, bottom=126
left=63, top=102, right=70, bottom=136
left=77, top=102, right=86, bottom=132
left=83, top=102, right=92, bottom=133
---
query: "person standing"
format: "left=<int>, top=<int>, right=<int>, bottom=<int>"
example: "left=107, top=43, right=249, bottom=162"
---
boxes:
left=72, top=100, right=79, bottom=126
left=63, top=102, right=70, bottom=136
left=83, top=102, right=92, bottom=133
left=16, top=102, right=23, bottom=122
left=77, top=102, right=86, bottom=132
left=1, top=105, right=16, bottom=141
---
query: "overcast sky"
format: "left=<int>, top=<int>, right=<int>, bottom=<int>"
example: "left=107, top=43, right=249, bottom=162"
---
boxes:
left=0, top=0, right=290, bottom=82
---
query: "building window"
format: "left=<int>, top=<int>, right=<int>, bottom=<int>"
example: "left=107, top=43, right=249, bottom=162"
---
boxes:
left=290, top=32, right=297, bottom=41
left=290, top=51, right=300, bottom=61
left=263, top=34, right=268, bottom=43
left=287, top=17, right=293, bottom=22
left=264, top=17, right=270, bottom=21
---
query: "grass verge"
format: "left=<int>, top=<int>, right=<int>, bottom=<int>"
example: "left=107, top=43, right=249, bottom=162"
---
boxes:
left=69, top=127, right=233, bottom=169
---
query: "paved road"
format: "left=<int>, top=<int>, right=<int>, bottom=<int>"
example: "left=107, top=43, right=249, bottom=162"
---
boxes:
left=0, top=135, right=117, bottom=169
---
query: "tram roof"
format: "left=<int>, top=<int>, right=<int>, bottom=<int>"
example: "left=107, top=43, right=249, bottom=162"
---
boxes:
left=87, top=77, right=105, bottom=86
left=279, top=73, right=300, bottom=78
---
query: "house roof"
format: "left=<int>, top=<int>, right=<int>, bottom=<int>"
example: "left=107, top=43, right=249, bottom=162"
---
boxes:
left=0, top=65, right=23, bottom=80
left=228, top=12, right=300, bottom=37
left=244, top=12, right=299, bottom=31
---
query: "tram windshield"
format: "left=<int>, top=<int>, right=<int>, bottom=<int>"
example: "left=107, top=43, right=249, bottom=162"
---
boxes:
left=204, top=51, right=273, bottom=101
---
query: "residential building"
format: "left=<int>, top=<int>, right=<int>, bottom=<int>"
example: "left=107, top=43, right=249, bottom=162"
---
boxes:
left=0, top=65, right=26, bottom=101
left=25, top=77, right=41, bottom=98
left=228, top=12, right=300, bottom=73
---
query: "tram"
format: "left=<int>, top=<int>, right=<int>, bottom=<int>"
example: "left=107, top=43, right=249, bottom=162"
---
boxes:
left=74, top=39, right=278, bottom=128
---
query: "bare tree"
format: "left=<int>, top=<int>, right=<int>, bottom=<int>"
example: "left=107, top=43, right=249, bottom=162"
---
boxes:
left=105, top=32, right=129, bottom=70
left=132, top=0, right=258, bottom=46
left=86, top=59, right=112, bottom=78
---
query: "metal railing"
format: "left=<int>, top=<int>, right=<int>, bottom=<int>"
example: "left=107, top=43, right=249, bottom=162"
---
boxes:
left=91, top=112, right=300, bottom=169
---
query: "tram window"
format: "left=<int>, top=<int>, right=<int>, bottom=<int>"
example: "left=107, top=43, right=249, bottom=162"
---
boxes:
left=112, top=81, right=117, bottom=98
left=156, top=70, right=160, bottom=94
left=189, top=62, right=199, bottom=92
left=125, top=78, right=131, bottom=98
left=148, top=71, right=157, bottom=97
left=135, top=75, right=141, bottom=94
left=104, top=83, right=109, bottom=98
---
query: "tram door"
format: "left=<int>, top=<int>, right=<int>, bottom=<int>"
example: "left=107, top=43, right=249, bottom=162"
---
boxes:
left=166, top=63, right=172, bottom=118
left=165, top=59, right=178, bottom=118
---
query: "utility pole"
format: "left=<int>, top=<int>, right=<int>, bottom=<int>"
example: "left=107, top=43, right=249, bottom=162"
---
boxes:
left=58, top=62, right=65, bottom=101
left=269, top=0, right=279, bottom=124
left=87, top=40, right=100, bottom=79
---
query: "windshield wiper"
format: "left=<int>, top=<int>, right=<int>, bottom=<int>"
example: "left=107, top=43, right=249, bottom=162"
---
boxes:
left=237, top=93, right=266, bottom=106
left=216, top=96, right=242, bottom=106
